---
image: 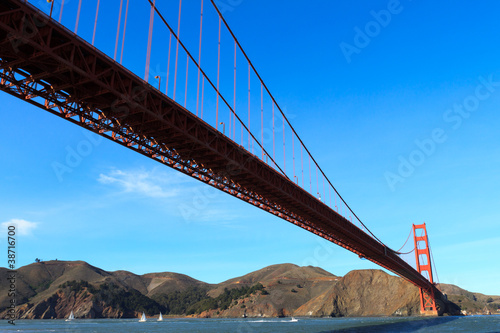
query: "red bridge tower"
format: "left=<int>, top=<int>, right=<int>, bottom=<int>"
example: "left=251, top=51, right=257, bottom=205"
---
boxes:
left=412, top=223, right=438, bottom=315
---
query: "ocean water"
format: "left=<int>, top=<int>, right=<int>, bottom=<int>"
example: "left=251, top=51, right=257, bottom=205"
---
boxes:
left=2, top=316, right=499, bottom=332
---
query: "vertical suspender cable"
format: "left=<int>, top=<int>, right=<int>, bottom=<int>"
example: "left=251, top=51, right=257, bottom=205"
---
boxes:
left=428, top=238, right=440, bottom=284
left=247, top=64, right=250, bottom=151
left=261, top=83, right=263, bottom=159
left=196, top=0, right=203, bottom=116
left=92, top=0, right=100, bottom=46
left=240, top=76, right=243, bottom=144
left=240, top=80, right=243, bottom=144
left=292, top=132, right=295, bottom=179
left=120, top=0, right=129, bottom=64
left=241, top=94, right=243, bottom=144
left=173, top=0, right=182, bottom=100
left=323, top=176, right=325, bottom=203
left=229, top=49, right=233, bottom=139
left=272, top=103, right=275, bottom=161
left=74, top=0, right=82, bottom=34
left=166, top=33, right=172, bottom=94
left=283, top=113, right=286, bottom=174
left=114, top=0, right=123, bottom=61
left=309, top=155, right=312, bottom=193
left=316, top=167, right=319, bottom=197
left=301, top=145, right=304, bottom=188
left=49, top=0, right=54, bottom=19
left=58, top=0, right=65, bottom=23
left=144, top=0, right=155, bottom=82
left=233, top=41, right=237, bottom=140
left=335, top=189, right=337, bottom=211
left=184, top=56, right=189, bottom=107
left=216, top=16, right=221, bottom=130
left=201, top=77, right=205, bottom=119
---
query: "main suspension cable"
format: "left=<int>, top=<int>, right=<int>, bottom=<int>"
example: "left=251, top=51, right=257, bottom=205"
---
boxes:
left=209, top=0, right=386, bottom=247
left=145, top=0, right=287, bottom=180
left=397, top=225, right=414, bottom=253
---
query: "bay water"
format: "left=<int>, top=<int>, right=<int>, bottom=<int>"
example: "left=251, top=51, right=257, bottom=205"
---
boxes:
left=2, top=316, right=499, bottom=332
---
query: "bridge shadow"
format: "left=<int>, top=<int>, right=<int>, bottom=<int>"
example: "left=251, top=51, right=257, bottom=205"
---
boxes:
left=319, top=316, right=461, bottom=333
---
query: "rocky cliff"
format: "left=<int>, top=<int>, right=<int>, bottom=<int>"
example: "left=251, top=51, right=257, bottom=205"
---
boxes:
left=294, top=270, right=421, bottom=317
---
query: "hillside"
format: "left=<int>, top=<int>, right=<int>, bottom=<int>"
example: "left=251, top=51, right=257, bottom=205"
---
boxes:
left=437, top=283, right=500, bottom=315
left=200, top=263, right=340, bottom=318
left=0, top=260, right=493, bottom=319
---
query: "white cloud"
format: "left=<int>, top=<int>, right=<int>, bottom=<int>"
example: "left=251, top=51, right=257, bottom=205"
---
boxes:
left=1, top=219, right=38, bottom=236
left=97, top=167, right=246, bottom=225
left=97, top=168, right=180, bottom=198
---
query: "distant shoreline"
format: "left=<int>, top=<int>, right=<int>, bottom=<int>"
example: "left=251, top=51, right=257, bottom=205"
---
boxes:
left=12, top=312, right=500, bottom=320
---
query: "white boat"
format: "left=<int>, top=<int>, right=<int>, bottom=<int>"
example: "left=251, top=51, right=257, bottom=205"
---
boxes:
left=65, top=311, right=75, bottom=321
left=290, top=317, right=298, bottom=322
left=158, top=312, right=163, bottom=321
left=139, top=312, right=147, bottom=322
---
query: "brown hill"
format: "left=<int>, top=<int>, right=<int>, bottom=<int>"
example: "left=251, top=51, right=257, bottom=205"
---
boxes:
left=209, top=263, right=337, bottom=296
left=295, top=269, right=421, bottom=317
left=0, top=267, right=36, bottom=309
left=0, top=261, right=189, bottom=319
left=142, top=272, right=210, bottom=297
left=437, top=283, right=500, bottom=315
left=202, top=268, right=422, bottom=318
left=201, top=263, right=339, bottom=318
left=0, top=260, right=486, bottom=319
left=0, top=261, right=113, bottom=310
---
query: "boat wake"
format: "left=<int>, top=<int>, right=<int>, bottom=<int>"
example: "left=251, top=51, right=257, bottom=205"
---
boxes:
left=246, top=317, right=299, bottom=323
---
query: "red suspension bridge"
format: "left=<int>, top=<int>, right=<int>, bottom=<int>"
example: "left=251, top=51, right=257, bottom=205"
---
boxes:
left=0, top=0, right=444, bottom=314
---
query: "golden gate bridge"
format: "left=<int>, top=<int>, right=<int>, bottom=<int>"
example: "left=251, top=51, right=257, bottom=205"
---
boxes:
left=0, top=0, right=445, bottom=314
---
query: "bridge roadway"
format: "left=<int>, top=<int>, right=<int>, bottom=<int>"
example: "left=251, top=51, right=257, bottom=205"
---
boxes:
left=0, top=0, right=440, bottom=299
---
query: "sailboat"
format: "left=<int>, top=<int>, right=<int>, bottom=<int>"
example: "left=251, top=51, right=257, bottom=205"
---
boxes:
left=138, top=312, right=147, bottom=322
left=65, top=311, right=75, bottom=321
left=158, top=312, right=163, bottom=321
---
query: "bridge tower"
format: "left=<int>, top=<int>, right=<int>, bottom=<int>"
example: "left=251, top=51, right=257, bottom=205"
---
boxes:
left=412, top=223, right=438, bottom=315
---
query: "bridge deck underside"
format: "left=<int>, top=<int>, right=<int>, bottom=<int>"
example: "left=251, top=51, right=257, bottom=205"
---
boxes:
left=0, top=0, right=439, bottom=297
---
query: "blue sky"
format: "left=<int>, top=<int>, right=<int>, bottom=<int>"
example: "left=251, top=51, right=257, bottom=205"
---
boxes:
left=1, top=0, right=500, bottom=295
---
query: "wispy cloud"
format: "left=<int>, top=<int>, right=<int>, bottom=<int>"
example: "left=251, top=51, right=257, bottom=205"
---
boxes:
left=98, top=167, right=247, bottom=226
left=1, top=219, right=38, bottom=236
left=98, top=168, right=180, bottom=198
